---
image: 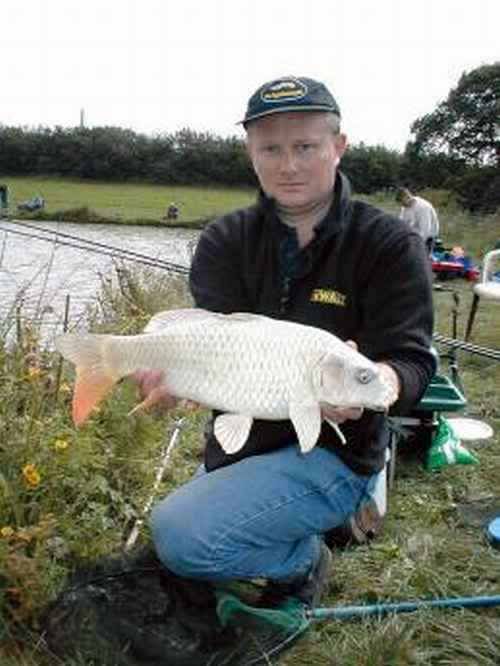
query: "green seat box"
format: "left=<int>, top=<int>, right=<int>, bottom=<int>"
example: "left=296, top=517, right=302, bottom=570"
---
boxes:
left=417, top=375, right=467, bottom=412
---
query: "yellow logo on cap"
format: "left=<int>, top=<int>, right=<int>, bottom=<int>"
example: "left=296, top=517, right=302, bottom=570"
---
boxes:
left=261, top=78, right=307, bottom=103
left=310, top=289, right=346, bottom=307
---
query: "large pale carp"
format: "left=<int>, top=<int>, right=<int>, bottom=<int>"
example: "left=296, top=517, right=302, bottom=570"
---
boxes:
left=55, top=308, right=395, bottom=454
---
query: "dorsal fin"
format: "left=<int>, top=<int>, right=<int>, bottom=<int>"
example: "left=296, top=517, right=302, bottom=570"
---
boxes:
left=144, top=309, right=272, bottom=334
left=144, top=308, right=216, bottom=333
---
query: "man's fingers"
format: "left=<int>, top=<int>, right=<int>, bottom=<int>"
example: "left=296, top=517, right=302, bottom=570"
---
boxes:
left=377, top=363, right=401, bottom=406
left=179, top=399, right=202, bottom=411
left=130, top=369, right=180, bottom=414
left=133, top=369, right=165, bottom=399
left=129, top=386, right=179, bottom=416
left=321, top=403, right=363, bottom=424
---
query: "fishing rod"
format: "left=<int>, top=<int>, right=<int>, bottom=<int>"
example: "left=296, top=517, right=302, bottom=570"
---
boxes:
left=8, top=219, right=193, bottom=273
left=0, top=222, right=189, bottom=275
left=125, top=417, right=186, bottom=551
left=434, top=332, right=500, bottom=362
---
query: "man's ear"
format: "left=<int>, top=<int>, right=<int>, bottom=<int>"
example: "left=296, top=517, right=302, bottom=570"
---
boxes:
left=334, top=133, right=348, bottom=159
left=245, top=136, right=260, bottom=174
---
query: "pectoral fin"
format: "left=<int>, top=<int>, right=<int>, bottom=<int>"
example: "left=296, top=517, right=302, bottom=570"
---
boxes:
left=324, top=418, right=347, bottom=445
left=214, top=414, right=254, bottom=454
left=289, top=401, right=322, bottom=453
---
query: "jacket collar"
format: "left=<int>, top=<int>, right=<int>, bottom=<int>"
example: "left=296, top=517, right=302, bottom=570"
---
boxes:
left=257, top=171, right=353, bottom=242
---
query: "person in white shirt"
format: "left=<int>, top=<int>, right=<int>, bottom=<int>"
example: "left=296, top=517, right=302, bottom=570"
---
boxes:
left=396, top=188, right=440, bottom=254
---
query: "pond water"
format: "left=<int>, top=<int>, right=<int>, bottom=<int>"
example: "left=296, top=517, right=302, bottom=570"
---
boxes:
left=0, top=219, right=199, bottom=345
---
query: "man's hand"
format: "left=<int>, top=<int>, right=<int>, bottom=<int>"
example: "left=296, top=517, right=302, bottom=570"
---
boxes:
left=130, top=370, right=200, bottom=415
left=376, top=362, right=401, bottom=408
left=131, top=369, right=178, bottom=413
left=319, top=341, right=401, bottom=425
left=321, top=340, right=364, bottom=425
left=320, top=403, right=364, bottom=424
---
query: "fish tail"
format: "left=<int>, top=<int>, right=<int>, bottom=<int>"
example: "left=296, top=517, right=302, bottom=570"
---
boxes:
left=55, top=334, right=121, bottom=425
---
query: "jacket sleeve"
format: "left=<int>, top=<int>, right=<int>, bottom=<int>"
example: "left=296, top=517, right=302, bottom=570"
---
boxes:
left=356, top=229, right=437, bottom=415
left=189, top=216, right=251, bottom=313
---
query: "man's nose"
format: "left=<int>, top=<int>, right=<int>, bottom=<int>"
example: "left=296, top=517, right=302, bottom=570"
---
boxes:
left=278, top=149, right=298, bottom=173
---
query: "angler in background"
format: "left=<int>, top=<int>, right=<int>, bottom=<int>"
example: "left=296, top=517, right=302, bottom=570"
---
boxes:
left=396, top=186, right=440, bottom=254
left=136, top=76, right=437, bottom=611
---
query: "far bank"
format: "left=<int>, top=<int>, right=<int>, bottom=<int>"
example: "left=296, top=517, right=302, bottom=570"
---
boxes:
left=0, top=176, right=256, bottom=228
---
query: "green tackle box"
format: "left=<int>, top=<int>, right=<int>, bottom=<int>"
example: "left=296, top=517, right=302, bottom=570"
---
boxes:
left=417, top=375, right=467, bottom=412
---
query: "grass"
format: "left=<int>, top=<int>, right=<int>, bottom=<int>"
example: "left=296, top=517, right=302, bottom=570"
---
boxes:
left=0, top=183, right=499, bottom=664
left=1, top=176, right=498, bottom=258
left=0, top=175, right=255, bottom=226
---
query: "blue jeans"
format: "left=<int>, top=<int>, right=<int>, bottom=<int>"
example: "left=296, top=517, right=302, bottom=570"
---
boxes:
left=150, top=443, right=377, bottom=582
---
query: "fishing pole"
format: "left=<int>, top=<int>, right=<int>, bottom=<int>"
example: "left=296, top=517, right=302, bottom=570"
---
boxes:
left=124, top=416, right=186, bottom=551
left=7, top=219, right=192, bottom=273
left=0, top=223, right=186, bottom=274
left=434, top=332, right=500, bottom=362
left=0, top=222, right=189, bottom=275
left=308, top=593, right=500, bottom=621
left=0, top=223, right=189, bottom=275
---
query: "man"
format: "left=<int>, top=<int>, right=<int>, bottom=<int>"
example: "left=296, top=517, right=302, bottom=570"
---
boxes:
left=166, top=202, right=180, bottom=220
left=396, top=187, right=440, bottom=254
left=137, top=76, right=436, bottom=610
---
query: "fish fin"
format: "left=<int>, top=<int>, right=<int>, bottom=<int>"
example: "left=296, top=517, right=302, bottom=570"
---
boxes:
left=144, top=308, right=216, bottom=333
left=144, top=309, right=272, bottom=334
left=324, top=419, right=347, bottom=445
left=73, top=367, right=118, bottom=425
left=224, top=313, right=271, bottom=323
left=55, top=332, right=109, bottom=367
left=289, top=401, right=322, bottom=453
left=214, top=414, right=253, bottom=454
left=55, top=333, right=120, bottom=425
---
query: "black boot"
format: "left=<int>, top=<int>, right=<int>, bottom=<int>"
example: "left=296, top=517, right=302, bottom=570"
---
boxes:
left=258, top=541, right=332, bottom=609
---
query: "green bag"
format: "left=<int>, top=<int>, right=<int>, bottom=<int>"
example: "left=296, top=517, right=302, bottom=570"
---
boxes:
left=425, top=416, right=479, bottom=471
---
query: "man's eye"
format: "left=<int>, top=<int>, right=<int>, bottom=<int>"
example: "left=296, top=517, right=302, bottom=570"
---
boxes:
left=297, top=143, right=314, bottom=153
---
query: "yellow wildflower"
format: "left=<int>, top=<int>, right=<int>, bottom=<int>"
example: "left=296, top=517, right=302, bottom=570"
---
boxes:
left=1, top=526, right=15, bottom=538
left=54, top=438, right=70, bottom=451
left=60, top=382, right=72, bottom=393
left=27, top=366, right=42, bottom=380
left=22, top=464, right=41, bottom=488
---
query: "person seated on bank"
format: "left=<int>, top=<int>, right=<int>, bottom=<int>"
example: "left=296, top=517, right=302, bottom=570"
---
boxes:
left=396, top=187, right=440, bottom=254
left=166, top=202, right=180, bottom=220
left=135, top=76, right=436, bottom=610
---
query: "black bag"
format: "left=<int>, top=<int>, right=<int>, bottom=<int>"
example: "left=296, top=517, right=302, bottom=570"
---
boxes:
left=42, top=546, right=308, bottom=666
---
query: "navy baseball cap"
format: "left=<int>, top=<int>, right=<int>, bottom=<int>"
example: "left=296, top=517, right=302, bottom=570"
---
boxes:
left=240, top=76, right=341, bottom=127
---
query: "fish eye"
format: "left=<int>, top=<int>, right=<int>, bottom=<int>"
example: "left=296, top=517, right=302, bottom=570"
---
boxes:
left=356, top=368, right=375, bottom=384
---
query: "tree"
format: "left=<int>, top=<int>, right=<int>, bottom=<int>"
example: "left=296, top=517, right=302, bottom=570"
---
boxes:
left=410, top=62, right=500, bottom=167
left=342, top=143, right=402, bottom=194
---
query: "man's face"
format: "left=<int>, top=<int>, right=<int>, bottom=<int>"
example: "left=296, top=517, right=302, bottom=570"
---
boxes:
left=399, top=191, right=413, bottom=207
left=246, top=112, right=347, bottom=210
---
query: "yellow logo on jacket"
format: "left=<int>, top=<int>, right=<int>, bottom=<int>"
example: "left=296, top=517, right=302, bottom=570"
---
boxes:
left=310, top=289, right=346, bottom=307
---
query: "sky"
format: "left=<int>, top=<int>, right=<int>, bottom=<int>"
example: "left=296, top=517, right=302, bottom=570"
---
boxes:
left=2, top=0, right=499, bottom=152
